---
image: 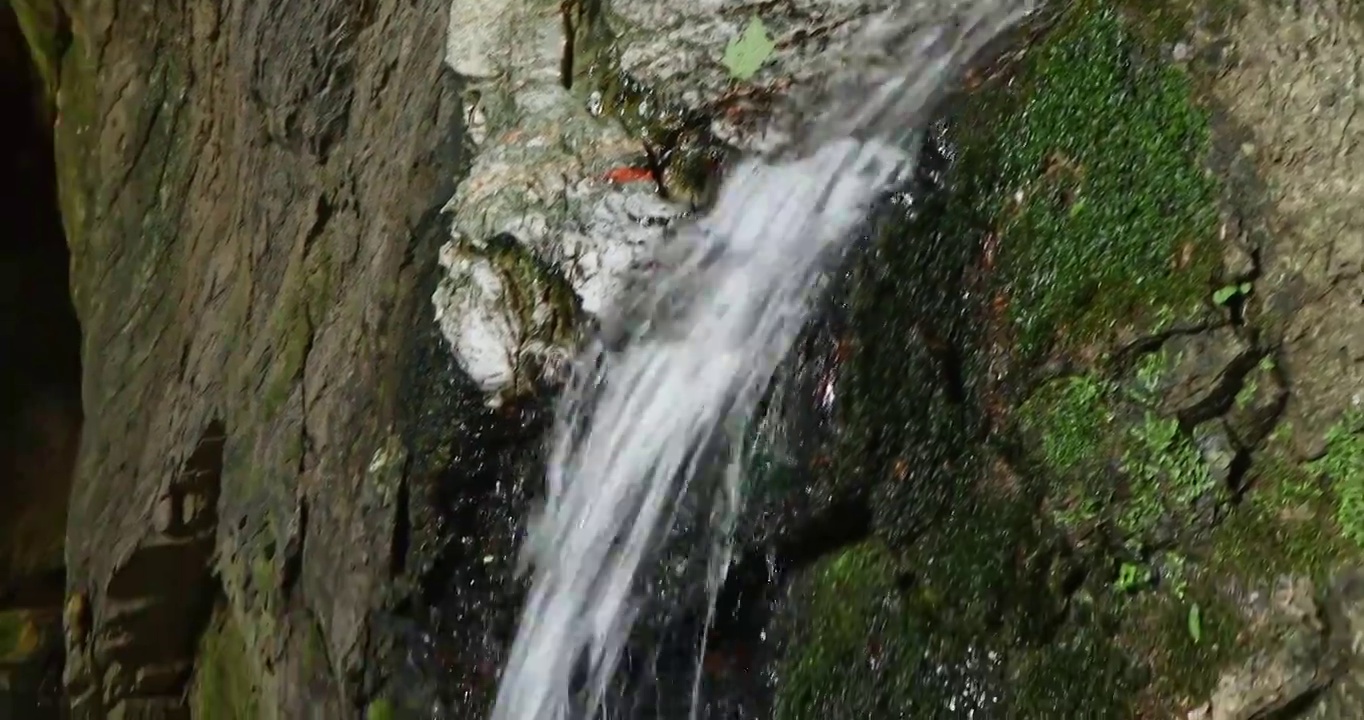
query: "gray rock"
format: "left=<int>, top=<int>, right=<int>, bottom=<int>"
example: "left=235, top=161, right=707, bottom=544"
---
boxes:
left=1155, top=328, right=1257, bottom=422
left=1209, top=0, right=1364, bottom=459
left=1188, top=575, right=1330, bottom=720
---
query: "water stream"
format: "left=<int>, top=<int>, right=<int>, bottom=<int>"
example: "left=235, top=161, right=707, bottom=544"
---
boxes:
left=491, top=3, right=1031, bottom=718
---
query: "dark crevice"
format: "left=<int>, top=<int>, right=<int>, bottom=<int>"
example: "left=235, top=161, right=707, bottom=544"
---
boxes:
left=0, top=7, right=81, bottom=720
left=0, top=567, right=65, bottom=609
left=1175, top=346, right=1270, bottom=428
left=1108, top=321, right=1219, bottom=374
left=391, top=476, right=412, bottom=579
left=1225, top=446, right=1255, bottom=495
left=88, top=420, right=225, bottom=718
left=1258, top=684, right=1329, bottom=720
left=281, top=496, right=308, bottom=600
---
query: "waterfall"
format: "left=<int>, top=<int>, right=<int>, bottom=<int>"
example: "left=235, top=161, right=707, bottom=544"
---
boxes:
left=491, top=2, right=1031, bottom=718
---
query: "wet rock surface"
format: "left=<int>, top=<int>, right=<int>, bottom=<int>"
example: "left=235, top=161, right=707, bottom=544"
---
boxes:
left=0, top=0, right=1361, bottom=716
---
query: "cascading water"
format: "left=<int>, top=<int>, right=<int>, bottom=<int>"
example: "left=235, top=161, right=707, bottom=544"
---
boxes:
left=492, top=2, right=1032, bottom=718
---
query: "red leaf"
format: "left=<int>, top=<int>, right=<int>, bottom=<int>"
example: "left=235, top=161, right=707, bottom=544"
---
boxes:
left=602, top=166, right=655, bottom=184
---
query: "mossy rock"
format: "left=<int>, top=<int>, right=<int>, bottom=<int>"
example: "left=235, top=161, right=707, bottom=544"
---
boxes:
left=1310, top=412, right=1364, bottom=550
left=0, top=608, right=63, bottom=717
left=191, top=604, right=264, bottom=720
left=772, top=542, right=941, bottom=720
left=7, top=0, right=68, bottom=108
left=949, top=0, right=1221, bottom=363
left=774, top=0, right=1363, bottom=715
left=0, top=610, right=41, bottom=663
left=1017, top=371, right=1224, bottom=551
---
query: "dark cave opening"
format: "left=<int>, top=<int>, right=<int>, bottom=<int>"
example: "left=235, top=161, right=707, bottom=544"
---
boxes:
left=0, top=4, right=81, bottom=718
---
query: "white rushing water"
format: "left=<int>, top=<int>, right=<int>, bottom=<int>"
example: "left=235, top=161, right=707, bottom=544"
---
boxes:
left=491, top=2, right=1031, bottom=718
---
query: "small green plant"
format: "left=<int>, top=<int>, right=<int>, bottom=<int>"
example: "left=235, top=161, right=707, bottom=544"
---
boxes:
left=1187, top=602, right=1203, bottom=644
left=1162, top=552, right=1189, bottom=599
left=1116, top=562, right=1151, bottom=593
left=1212, top=282, right=1252, bottom=306
left=1132, top=350, right=1167, bottom=401
left=1310, top=411, right=1364, bottom=547
left=367, top=699, right=395, bottom=720
left=1234, top=373, right=1260, bottom=409
left=722, top=16, right=776, bottom=80
left=1119, top=412, right=1214, bottom=540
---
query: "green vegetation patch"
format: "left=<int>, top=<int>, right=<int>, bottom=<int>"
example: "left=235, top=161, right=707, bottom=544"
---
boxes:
left=366, top=698, right=396, bottom=720
left=1310, top=411, right=1364, bottom=549
left=1211, top=449, right=1343, bottom=583
left=1119, top=576, right=1242, bottom=706
left=955, top=0, right=1220, bottom=360
left=0, top=610, right=38, bottom=662
left=775, top=542, right=914, bottom=720
left=192, top=604, right=263, bottom=720
left=1118, top=410, right=1217, bottom=542
left=8, top=0, right=68, bottom=106
left=1018, top=370, right=1218, bottom=548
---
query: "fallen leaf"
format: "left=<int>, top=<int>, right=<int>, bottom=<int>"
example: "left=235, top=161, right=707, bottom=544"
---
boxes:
left=603, top=166, right=656, bottom=184
left=722, top=16, right=776, bottom=81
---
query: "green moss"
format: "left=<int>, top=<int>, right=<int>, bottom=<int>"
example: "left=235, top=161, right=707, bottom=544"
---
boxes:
left=1118, top=411, right=1217, bottom=542
left=262, top=300, right=310, bottom=416
left=52, top=30, right=98, bottom=277
left=1213, top=451, right=1343, bottom=583
left=0, top=611, right=37, bottom=662
left=1019, top=367, right=1221, bottom=550
left=775, top=542, right=909, bottom=720
left=366, top=698, right=395, bottom=720
left=1122, top=579, right=1242, bottom=706
left=8, top=0, right=68, bottom=107
left=958, top=0, right=1219, bottom=359
left=1022, top=375, right=1114, bottom=475
left=1019, top=375, right=1116, bottom=534
left=192, top=605, right=263, bottom=720
left=1008, top=614, right=1139, bottom=717
left=1309, top=411, right=1364, bottom=548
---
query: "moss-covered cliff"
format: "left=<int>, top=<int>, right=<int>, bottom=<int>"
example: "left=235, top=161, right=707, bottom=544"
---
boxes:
left=765, top=1, right=1364, bottom=717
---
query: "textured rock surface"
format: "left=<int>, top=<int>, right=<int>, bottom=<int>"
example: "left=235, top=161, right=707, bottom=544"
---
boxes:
left=5, top=0, right=477, bottom=715
left=1209, top=0, right=1364, bottom=459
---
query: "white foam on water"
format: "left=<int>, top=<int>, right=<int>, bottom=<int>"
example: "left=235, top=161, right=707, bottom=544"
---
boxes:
left=490, top=2, right=1031, bottom=718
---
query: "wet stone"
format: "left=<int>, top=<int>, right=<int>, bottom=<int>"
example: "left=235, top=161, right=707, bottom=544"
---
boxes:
left=1189, top=575, right=1329, bottom=720
left=1155, top=328, right=1257, bottom=422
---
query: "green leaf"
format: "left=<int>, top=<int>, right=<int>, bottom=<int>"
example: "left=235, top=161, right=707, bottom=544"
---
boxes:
left=722, top=15, right=776, bottom=81
left=1187, top=602, right=1202, bottom=644
left=1213, top=281, right=1253, bottom=306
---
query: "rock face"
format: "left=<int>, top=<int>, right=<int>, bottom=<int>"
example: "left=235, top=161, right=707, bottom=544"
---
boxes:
left=5, top=0, right=484, bottom=716
left=1209, top=0, right=1364, bottom=460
